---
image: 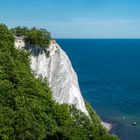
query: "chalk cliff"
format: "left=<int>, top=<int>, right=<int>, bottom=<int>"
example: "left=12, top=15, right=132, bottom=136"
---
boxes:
left=14, top=38, right=112, bottom=130
left=28, top=42, right=89, bottom=115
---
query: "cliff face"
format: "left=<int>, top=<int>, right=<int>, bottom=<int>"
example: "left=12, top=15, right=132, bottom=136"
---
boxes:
left=28, top=42, right=89, bottom=115
left=0, top=25, right=116, bottom=139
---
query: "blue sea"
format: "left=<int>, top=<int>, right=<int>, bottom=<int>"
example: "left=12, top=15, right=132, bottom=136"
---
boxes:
left=57, top=39, right=140, bottom=140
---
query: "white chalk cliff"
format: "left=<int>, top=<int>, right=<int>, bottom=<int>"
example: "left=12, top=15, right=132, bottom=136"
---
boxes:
left=27, top=42, right=89, bottom=115
left=14, top=37, right=88, bottom=115
left=14, top=38, right=112, bottom=130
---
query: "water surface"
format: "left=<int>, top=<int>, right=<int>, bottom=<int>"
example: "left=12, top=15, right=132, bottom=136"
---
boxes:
left=57, top=39, right=140, bottom=140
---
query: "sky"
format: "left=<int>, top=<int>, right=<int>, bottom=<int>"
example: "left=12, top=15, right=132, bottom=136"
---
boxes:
left=0, top=0, right=140, bottom=38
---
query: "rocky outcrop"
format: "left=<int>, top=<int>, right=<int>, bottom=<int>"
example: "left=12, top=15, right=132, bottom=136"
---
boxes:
left=28, top=42, right=89, bottom=115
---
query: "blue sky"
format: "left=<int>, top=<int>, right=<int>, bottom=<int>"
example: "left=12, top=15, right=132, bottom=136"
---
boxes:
left=0, top=0, right=140, bottom=38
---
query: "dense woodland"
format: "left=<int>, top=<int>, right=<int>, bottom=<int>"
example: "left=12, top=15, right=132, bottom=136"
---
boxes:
left=0, top=23, right=118, bottom=140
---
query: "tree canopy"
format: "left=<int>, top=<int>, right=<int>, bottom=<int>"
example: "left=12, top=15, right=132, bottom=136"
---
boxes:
left=0, top=23, right=118, bottom=140
left=11, top=26, right=52, bottom=48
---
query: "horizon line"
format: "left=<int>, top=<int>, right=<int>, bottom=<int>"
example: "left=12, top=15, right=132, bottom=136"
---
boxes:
left=55, top=38, right=140, bottom=39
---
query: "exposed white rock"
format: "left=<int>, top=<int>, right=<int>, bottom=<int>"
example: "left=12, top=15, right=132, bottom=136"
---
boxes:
left=14, top=36, right=25, bottom=49
left=101, top=122, right=112, bottom=131
left=29, top=41, right=89, bottom=115
left=14, top=37, right=112, bottom=130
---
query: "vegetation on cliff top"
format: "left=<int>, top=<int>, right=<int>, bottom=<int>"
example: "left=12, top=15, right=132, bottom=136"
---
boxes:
left=0, top=23, right=118, bottom=140
left=11, top=26, right=51, bottom=48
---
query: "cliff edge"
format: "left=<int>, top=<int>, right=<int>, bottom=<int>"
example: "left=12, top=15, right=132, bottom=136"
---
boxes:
left=29, top=41, right=89, bottom=115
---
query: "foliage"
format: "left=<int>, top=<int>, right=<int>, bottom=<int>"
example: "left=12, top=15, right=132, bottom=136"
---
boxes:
left=0, top=23, right=118, bottom=140
left=11, top=26, right=51, bottom=48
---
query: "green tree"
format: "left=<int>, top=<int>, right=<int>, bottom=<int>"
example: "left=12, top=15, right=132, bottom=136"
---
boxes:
left=11, top=26, right=51, bottom=48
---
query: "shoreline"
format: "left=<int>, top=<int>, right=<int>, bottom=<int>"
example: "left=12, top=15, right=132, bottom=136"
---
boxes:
left=101, top=121, right=112, bottom=131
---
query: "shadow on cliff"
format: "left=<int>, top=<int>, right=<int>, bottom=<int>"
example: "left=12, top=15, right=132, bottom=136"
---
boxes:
left=25, top=45, right=47, bottom=57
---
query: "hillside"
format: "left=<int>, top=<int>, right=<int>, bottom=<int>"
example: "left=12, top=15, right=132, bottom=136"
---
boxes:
left=0, top=24, right=118, bottom=140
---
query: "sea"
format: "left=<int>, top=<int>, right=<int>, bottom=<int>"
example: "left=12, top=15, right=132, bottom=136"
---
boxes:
left=56, top=39, right=140, bottom=140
